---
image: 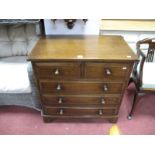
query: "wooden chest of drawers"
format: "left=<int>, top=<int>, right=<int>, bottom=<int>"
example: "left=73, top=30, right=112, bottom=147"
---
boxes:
left=28, top=35, right=138, bottom=123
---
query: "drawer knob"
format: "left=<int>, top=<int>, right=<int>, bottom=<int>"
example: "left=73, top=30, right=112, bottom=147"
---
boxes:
left=105, top=69, right=111, bottom=75
left=59, top=109, right=64, bottom=115
left=56, top=84, right=61, bottom=91
left=103, top=85, right=108, bottom=91
left=101, top=98, right=105, bottom=104
left=58, top=98, right=63, bottom=104
left=99, top=109, right=103, bottom=115
left=54, top=69, right=59, bottom=75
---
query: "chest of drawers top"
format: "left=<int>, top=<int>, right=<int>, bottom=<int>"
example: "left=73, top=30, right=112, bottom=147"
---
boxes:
left=27, top=35, right=138, bottom=62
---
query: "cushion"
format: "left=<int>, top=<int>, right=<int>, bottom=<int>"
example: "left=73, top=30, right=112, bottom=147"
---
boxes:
left=0, top=24, right=39, bottom=57
left=12, top=41, right=27, bottom=56
left=0, top=56, right=31, bottom=93
left=25, top=24, right=37, bottom=40
left=0, top=25, right=9, bottom=41
left=142, top=62, right=155, bottom=89
left=0, top=55, right=26, bottom=63
left=0, top=42, right=12, bottom=57
left=8, top=25, right=26, bottom=41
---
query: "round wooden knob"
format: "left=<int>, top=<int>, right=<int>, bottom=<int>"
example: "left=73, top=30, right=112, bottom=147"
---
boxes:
left=105, top=68, right=111, bottom=75
left=56, top=84, right=61, bottom=91
left=101, top=98, right=105, bottom=104
left=99, top=109, right=103, bottom=115
left=59, top=109, right=64, bottom=115
left=58, top=98, right=63, bottom=104
left=103, top=85, right=108, bottom=91
left=54, top=69, right=59, bottom=75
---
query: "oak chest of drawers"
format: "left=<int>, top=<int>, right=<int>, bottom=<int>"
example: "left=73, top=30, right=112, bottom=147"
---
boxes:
left=28, top=35, right=138, bottom=123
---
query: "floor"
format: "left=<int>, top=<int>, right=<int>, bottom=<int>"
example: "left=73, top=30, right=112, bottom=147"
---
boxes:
left=0, top=83, right=155, bottom=135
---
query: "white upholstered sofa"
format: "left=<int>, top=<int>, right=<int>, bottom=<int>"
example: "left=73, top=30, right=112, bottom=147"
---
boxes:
left=0, top=20, right=43, bottom=110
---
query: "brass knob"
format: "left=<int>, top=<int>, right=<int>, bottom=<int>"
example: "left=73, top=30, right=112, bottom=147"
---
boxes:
left=101, top=98, right=105, bottom=104
left=103, top=85, right=108, bottom=91
left=59, top=109, right=64, bottom=115
left=99, top=109, right=103, bottom=115
left=54, top=69, right=59, bottom=75
left=58, top=98, right=63, bottom=104
left=56, top=84, right=61, bottom=91
left=105, top=68, right=111, bottom=75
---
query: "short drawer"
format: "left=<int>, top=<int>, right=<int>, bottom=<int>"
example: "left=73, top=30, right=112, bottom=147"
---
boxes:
left=85, top=63, right=130, bottom=81
left=39, top=80, right=124, bottom=94
left=42, top=95, right=120, bottom=107
left=43, top=106, right=116, bottom=116
left=34, top=62, right=81, bottom=79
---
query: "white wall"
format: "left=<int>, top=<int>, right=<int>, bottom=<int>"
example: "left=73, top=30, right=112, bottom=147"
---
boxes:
left=44, top=19, right=101, bottom=35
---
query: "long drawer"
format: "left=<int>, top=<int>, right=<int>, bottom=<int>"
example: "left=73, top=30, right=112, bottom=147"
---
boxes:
left=39, top=80, right=124, bottom=94
left=34, top=62, right=81, bottom=79
left=85, top=62, right=130, bottom=81
left=43, top=106, right=116, bottom=116
left=42, top=94, right=121, bottom=107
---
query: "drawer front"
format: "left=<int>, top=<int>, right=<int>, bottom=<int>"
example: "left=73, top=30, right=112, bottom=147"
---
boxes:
left=42, top=95, right=120, bottom=106
left=34, top=62, right=81, bottom=79
left=39, top=81, right=124, bottom=94
left=85, top=63, right=130, bottom=81
left=43, top=107, right=116, bottom=116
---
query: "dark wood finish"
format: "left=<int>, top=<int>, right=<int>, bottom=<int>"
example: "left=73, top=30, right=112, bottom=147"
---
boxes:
left=42, top=94, right=120, bottom=107
left=28, top=36, right=138, bottom=123
left=43, top=106, right=116, bottom=116
left=42, top=114, right=119, bottom=123
left=27, top=36, right=138, bottom=61
left=39, top=80, right=124, bottom=94
left=34, top=62, right=81, bottom=79
left=128, top=38, right=155, bottom=119
left=85, top=62, right=131, bottom=81
left=137, top=38, right=155, bottom=62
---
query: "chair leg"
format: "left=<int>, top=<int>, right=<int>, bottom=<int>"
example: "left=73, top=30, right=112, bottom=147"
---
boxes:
left=128, top=91, right=138, bottom=120
left=128, top=78, right=133, bottom=86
